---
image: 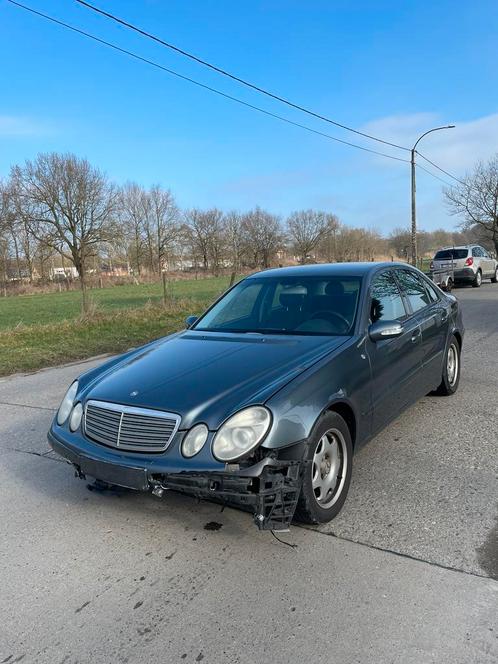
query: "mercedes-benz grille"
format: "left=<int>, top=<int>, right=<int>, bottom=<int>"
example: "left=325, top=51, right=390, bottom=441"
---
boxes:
left=84, top=400, right=181, bottom=452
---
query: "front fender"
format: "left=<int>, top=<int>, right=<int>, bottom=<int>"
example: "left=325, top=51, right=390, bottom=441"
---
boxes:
left=262, top=337, right=371, bottom=450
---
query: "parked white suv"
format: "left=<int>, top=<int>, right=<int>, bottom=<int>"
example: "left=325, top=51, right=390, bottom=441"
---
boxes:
left=431, top=245, right=498, bottom=288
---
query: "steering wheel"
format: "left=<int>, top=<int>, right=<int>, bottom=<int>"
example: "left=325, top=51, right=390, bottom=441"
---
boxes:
left=310, top=310, right=350, bottom=334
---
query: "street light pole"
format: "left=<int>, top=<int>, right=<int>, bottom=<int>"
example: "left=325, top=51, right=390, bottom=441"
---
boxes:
left=410, top=125, right=455, bottom=266
left=410, top=147, right=417, bottom=265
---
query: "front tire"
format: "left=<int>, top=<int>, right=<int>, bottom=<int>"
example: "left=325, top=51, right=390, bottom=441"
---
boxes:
left=434, top=335, right=461, bottom=396
left=295, top=411, right=353, bottom=524
left=472, top=269, right=482, bottom=287
left=491, top=267, right=498, bottom=284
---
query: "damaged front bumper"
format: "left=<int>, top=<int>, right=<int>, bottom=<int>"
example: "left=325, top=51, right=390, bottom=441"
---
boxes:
left=48, top=431, right=304, bottom=531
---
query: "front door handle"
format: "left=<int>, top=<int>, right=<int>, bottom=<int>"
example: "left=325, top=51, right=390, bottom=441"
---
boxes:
left=441, top=311, right=449, bottom=323
left=411, top=329, right=421, bottom=343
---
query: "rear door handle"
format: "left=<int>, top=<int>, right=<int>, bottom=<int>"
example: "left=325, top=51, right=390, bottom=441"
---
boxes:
left=441, top=311, right=449, bottom=323
left=411, top=328, right=421, bottom=343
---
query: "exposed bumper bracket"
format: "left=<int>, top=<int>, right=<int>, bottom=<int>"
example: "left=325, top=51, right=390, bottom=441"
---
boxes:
left=151, top=459, right=305, bottom=531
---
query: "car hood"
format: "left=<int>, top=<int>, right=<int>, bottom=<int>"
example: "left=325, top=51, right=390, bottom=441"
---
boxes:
left=84, top=330, right=347, bottom=429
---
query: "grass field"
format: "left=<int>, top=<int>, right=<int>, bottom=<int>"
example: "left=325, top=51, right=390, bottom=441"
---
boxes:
left=0, top=276, right=233, bottom=376
left=0, top=276, right=231, bottom=330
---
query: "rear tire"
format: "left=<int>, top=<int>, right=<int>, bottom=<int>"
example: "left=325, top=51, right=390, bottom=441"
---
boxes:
left=491, top=267, right=498, bottom=283
left=472, top=270, right=482, bottom=288
left=294, top=411, right=353, bottom=525
left=434, top=335, right=461, bottom=396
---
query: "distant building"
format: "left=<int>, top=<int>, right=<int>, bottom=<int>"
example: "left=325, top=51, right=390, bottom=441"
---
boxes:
left=49, top=266, right=79, bottom=280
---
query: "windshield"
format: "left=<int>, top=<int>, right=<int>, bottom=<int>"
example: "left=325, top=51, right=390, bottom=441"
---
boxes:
left=434, top=249, right=468, bottom=260
left=193, top=275, right=362, bottom=336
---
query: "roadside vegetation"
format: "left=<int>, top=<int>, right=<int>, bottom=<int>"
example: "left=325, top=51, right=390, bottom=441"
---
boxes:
left=0, top=276, right=230, bottom=330
left=0, top=304, right=188, bottom=376
left=0, top=276, right=230, bottom=376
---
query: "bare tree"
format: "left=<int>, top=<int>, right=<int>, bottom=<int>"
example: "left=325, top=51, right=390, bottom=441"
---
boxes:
left=120, top=182, right=147, bottom=276
left=287, top=210, right=338, bottom=263
left=241, top=207, right=282, bottom=268
left=445, top=154, right=498, bottom=254
left=185, top=208, right=224, bottom=272
left=225, top=211, right=245, bottom=285
left=149, top=185, right=180, bottom=272
left=9, top=189, right=38, bottom=281
left=0, top=182, right=11, bottom=283
left=10, top=152, right=118, bottom=311
left=206, top=209, right=225, bottom=276
left=0, top=181, right=26, bottom=280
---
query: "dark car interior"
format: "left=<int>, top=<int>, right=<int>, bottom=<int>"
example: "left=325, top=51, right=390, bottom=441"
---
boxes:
left=195, top=276, right=362, bottom=335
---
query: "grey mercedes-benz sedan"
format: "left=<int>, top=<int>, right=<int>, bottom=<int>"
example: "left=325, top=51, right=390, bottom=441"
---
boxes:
left=48, top=262, right=464, bottom=531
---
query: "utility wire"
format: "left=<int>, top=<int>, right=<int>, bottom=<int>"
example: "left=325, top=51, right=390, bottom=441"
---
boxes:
left=416, top=151, right=466, bottom=186
left=74, top=0, right=410, bottom=153
left=415, top=163, right=454, bottom=187
left=7, top=1, right=410, bottom=164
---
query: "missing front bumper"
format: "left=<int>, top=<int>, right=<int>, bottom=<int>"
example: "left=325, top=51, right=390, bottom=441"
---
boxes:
left=50, top=433, right=304, bottom=531
left=152, top=460, right=304, bottom=531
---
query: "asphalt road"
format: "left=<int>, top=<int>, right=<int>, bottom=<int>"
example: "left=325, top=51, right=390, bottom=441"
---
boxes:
left=1, top=285, right=497, bottom=664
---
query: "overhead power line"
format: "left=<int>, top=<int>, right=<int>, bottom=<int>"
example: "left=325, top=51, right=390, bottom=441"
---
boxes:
left=74, top=0, right=410, bottom=153
left=6, top=1, right=410, bottom=164
left=415, top=163, right=454, bottom=187
left=417, top=151, right=466, bottom=186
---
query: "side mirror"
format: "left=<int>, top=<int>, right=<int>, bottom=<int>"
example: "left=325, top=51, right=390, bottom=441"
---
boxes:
left=369, top=320, right=404, bottom=342
left=185, top=315, right=198, bottom=329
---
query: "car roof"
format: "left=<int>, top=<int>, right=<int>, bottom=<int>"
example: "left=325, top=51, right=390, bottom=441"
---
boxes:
left=437, top=245, right=473, bottom=251
left=246, top=262, right=410, bottom=279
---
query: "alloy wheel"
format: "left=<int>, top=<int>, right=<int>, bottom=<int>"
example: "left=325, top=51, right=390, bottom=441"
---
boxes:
left=447, top=343, right=459, bottom=387
left=311, top=428, right=347, bottom=509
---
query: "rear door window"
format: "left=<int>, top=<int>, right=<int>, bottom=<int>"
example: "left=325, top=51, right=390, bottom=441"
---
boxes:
left=396, top=270, right=431, bottom=314
left=370, top=272, right=407, bottom=322
left=424, top=280, right=440, bottom=303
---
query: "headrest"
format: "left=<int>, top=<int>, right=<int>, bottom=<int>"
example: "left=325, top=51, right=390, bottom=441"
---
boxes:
left=279, top=285, right=307, bottom=308
left=325, top=281, right=345, bottom=296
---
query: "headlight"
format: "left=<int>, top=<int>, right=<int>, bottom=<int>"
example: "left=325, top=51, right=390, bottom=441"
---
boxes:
left=57, top=381, right=78, bottom=425
left=212, top=406, right=271, bottom=462
left=182, top=424, right=208, bottom=458
left=69, top=403, right=83, bottom=432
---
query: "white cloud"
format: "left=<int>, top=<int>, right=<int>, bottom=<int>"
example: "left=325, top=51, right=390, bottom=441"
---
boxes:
left=0, top=115, right=51, bottom=137
left=361, top=112, right=498, bottom=174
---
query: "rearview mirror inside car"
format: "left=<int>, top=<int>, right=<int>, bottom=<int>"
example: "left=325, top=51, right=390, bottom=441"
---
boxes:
left=185, top=315, right=198, bottom=329
left=369, top=320, right=404, bottom=342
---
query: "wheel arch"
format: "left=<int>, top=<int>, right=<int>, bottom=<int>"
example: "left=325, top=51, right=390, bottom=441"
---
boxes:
left=324, top=400, right=357, bottom=449
left=452, top=329, right=463, bottom=351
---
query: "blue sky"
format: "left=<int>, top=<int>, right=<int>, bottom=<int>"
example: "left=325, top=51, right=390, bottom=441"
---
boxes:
left=2, top=0, right=498, bottom=233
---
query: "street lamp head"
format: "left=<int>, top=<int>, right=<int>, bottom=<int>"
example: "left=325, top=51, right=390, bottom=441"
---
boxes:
left=447, top=124, right=456, bottom=129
